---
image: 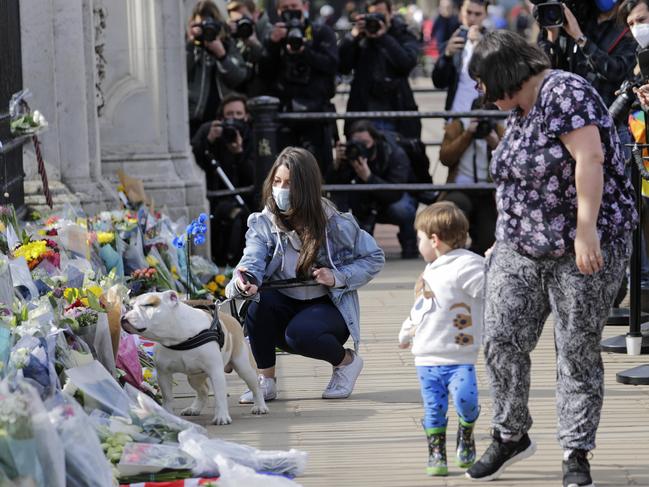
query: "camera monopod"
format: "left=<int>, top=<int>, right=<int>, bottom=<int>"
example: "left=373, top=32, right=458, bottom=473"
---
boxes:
left=204, top=150, right=248, bottom=210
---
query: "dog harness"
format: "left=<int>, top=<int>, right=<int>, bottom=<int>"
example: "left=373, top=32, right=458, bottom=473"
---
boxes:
left=164, top=306, right=225, bottom=351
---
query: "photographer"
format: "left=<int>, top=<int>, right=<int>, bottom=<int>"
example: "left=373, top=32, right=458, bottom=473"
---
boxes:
left=536, top=0, right=636, bottom=109
left=258, top=0, right=339, bottom=175
left=227, top=0, right=273, bottom=97
left=327, top=120, right=419, bottom=259
left=191, top=94, right=254, bottom=266
left=617, top=0, right=649, bottom=290
left=338, top=0, right=422, bottom=138
left=438, top=98, right=503, bottom=256
left=432, top=0, right=488, bottom=112
left=187, top=0, right=248, bottom=138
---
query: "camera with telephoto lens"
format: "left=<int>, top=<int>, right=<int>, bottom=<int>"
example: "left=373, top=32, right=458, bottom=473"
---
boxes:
left=345, top=140, right=371, bottom=161
left=195, top=17, right=222, bottom=43
left=365, top=12, right=386, bottom=35
left=529, top=0, right=583, bottom=29
left=474, top=119, right=495, bottom=139
left=221, top=118, right=247, bottom=144
left=281, top=10, right=305, bottom=50
left=233, top=16, right=254, bottom=39
left=608, top=48, right=649, bottom=125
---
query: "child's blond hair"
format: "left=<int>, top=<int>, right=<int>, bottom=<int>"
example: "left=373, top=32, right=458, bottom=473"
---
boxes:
left=414, top=201, right=469, bottom=250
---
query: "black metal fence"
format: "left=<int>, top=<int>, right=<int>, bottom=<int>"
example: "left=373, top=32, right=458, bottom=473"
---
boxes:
left=205, top=96, right=505, bottom=202
left=0, top=0, right=25, bottom=211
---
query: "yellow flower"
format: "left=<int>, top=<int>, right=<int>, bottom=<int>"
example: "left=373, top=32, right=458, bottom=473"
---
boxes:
left=36, top=229, right=45, bottom=235
left=86, top=286, right=103, bottom=298
left=64, top=288, right=79, bottom=302
left=206, top=281, right=218, bottom=293
left=170, top=266, right=179, bottom=279
left=146, top=255, right=158, bottom=267
left=80, top=297, right=89, bottom=307
left=143, top=368, right=153, bottom=381
left=97, top=231, right=115, bottom=245
left=0, top=222, right=5, bottom=232
left=13, top=240, right=47, bottom=262
left=215, top=274, right=226, bottom=285
left=117, top=185, right=125, bottom=192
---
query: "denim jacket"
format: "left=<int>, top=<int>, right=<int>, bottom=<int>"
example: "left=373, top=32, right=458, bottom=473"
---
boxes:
left=225, top=202, right=385, bottom=348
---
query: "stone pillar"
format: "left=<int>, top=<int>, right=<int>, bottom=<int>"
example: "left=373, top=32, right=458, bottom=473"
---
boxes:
left=20, top=0, right=114, bottom=214
left=98, top=0, right=207, bottom=221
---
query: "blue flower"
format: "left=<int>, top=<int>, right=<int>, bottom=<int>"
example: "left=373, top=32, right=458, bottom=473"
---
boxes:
left=198, top=213, right=208, bottom=224
left=194, top=234, right=206, bottom=246
left=173, top=236, right=185, bottom=249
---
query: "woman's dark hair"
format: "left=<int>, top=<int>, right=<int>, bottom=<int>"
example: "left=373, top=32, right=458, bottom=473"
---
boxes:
left=262, top=147, right=327, bottom=278
left=191, top=0, right=222, bottom=21
left=618, top=0, right=649, bottom=25
left=348, top=120, right=385, bottom=141
left=468, top=30, right=550, bottom=104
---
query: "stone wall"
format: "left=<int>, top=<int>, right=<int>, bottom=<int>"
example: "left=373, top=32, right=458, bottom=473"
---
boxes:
left=20, top=0, right=208, bottom=221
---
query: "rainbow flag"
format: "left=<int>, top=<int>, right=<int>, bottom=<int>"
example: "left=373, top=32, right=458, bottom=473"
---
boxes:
left=628, top=110, right=649, bottom=197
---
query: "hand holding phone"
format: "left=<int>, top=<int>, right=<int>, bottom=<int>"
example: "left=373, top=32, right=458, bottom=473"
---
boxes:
left=235, top=268, right=259, bottom=296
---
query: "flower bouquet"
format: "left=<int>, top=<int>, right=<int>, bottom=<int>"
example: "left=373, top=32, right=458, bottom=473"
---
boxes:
left=0, top=383, right=45, bottom=485
left=12, top=238, right=60, bottom=271
left=46, top=392, right=115, bottom=487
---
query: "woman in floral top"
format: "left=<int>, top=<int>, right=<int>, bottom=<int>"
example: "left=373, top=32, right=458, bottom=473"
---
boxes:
left=463, top=31, right=637, bottom=487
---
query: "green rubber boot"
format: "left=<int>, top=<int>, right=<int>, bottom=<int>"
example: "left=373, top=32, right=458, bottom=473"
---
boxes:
left=424, top=426, right=448, bottom=476
left=456, top=417, right=477, bottom=468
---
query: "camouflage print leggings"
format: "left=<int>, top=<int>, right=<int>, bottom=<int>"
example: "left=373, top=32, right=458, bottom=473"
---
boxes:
left=483, top=237, right=631, bottom=450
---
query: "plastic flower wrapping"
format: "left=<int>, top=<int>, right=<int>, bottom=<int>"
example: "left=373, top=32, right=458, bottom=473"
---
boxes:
left=0, top=172, right=309, bottom=485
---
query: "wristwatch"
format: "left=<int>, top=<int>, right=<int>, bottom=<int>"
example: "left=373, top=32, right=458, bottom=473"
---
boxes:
left=575, top=34, right=587, bottom=48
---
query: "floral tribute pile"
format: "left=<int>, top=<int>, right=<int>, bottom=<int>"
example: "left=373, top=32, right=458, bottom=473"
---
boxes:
left=0, top=181, right=306, bottom=486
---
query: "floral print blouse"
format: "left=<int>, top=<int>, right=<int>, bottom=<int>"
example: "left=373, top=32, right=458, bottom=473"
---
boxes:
left=491, top=70, right=637, bottom=258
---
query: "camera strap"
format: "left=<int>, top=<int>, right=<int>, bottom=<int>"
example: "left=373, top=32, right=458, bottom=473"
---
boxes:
left=607, top=27, right=629, bottom=55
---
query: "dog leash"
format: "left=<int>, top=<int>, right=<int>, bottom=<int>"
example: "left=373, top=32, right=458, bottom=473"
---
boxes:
left=164, top=303, right=225, bottom=350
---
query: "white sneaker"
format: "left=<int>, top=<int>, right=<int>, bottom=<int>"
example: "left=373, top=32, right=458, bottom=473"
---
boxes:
left=239, top=375, right=277, bottom=404
left=322, top=349, right=364, bottom=399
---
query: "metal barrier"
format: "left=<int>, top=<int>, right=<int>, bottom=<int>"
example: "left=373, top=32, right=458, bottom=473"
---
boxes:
left=243, top=96, right=506, bottom=200
left=336, top=86, right=447, bottom=95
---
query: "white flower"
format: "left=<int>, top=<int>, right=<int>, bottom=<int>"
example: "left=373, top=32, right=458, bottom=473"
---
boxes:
left=10, top=347, right=30, bottom=369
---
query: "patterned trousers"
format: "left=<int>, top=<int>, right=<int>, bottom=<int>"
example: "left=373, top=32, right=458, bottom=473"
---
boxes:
left=483, top=238, right=630, bottom=450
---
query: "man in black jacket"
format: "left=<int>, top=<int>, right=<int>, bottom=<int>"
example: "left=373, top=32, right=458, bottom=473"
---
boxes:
left=191, top=94, right=254, bottom=266
left=338, top=0, right=421, bottom=139
left=328, top=120, right=419, bottom=259
left=258, top=0, right=338, bottom=175
left=432, top=0, right=488, bottom=112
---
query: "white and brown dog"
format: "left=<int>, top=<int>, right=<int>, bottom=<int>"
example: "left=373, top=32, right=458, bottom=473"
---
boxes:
left=121, top=290, right=268, bottom=424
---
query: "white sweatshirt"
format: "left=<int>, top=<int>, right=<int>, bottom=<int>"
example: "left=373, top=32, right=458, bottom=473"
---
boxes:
left=398, top=249, right=485, bottom=366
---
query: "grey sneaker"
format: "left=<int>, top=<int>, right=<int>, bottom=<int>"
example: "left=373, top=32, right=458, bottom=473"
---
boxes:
left=239, top=375, right=277, bottom=404
left=322, top=349, right=364, bottom=399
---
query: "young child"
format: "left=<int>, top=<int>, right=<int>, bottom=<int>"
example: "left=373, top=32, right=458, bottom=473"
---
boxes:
left=398, top=201, right=484, bottom=476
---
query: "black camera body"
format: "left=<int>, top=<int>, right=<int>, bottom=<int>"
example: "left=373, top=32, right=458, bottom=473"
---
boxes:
left=345, top=140, right=371, bottom=161
left=281, top=10, right=305, bottom=50
left=233, top=17, right=255, bottom=39
left=609, top=48, right=649, bottom=125
left=365, top=13, right=386, bottom=35
left=530, top=0, right=583, bottom=28
left=221, top=118, right=247, bottom=144
left=196, top=17, right=222, bottom=43
left=474, top=119, right=495, bottom=139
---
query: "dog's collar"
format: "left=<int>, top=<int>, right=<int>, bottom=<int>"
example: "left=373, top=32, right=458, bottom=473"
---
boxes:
left=163, top=306, right=225, bottom=351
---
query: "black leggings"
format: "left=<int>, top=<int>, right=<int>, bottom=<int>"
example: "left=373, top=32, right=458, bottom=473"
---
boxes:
left=245, top=289, right=350, bottom=369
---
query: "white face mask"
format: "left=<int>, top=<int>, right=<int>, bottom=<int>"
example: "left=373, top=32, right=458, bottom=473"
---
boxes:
left=272, top=186, right=290, bottom=212
left=632, top=23, right=649, bottom=49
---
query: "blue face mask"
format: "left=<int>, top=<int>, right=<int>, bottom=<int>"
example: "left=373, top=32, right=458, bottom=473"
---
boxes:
left=595, top=0, right=617, bottom=12
left=272, top=186, right=291, bottom=212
